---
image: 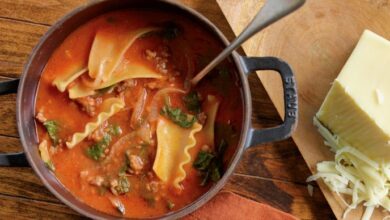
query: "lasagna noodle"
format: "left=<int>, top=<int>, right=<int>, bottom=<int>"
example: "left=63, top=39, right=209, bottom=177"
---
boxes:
left=53, top=67, right=87, bottom=92
left=65, top=97, right=125, bottom=148
left=153, top=118, right=202, bottom=189
left=68, top=64, right=162, bottom=99
left=202, top=95, right=220, bottom=146
left=88, top=27, right=160, bottom=84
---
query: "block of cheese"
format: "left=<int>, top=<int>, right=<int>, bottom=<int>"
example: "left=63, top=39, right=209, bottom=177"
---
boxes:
left=316, top=30, right=390, bottom=162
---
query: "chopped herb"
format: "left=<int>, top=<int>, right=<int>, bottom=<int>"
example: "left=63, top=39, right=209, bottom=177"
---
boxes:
left=86, top=133, right=112, bottom=160
left=200, top=170, right=210, bottom=186
left=44, top=161, right=55, bottom=172
left=193, top=151, right=214, bottom=171
left=167, top=200, right=175, bottom=210
left=183, top=91, right=201, bottom=113
left=210, top=165, right=221, bottom=182
left=119, top=164, right=128, bottom=175
left=109, top=124, right=122, bottom=136
left=194, top=140, right=228, bottom=186
left=160, top=104, right=196, bottom=128
left=114, top=176, right=130, bottom=195
left=43, top=120, right=59, bottom=146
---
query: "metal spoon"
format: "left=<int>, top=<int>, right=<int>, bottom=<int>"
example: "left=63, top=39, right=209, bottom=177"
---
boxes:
left=190, top=0, right=305, bottom=86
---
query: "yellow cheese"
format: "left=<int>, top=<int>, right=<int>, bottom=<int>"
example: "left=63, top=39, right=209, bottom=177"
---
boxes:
left=317, top=30, right=390, bottom=162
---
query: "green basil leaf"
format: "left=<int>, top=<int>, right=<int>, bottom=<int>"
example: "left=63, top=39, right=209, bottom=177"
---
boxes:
left=160, top=104, right=196, bottom=128
left=193, top=151, right=214, bottom=171
left=183, top=91, right=201, bottom=113
left=86, top=133, right=112, bottom=161
left=43, top=120, right=59, bottom=146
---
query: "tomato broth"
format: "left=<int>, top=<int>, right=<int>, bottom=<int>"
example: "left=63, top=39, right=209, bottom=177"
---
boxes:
left=35, top=9, right=243, bottom=218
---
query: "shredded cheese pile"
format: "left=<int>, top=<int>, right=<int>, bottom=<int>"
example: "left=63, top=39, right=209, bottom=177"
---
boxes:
left=307, top=117, right=390, bottom=220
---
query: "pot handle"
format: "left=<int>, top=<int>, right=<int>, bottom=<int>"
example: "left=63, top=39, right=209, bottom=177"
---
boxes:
left=0, top=79, right=29, bottom=167
left=240, top=56, right=298, bottom=148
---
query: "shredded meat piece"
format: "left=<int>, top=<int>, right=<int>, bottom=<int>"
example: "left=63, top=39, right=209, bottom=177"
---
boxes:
left=146, top=181, right=160, bottom=193
left=144, top=47, right=171, bottom=74
left=88, top=121, right=108, bottom=142
left=116, top=79, right=137, bottom=94
left=75, top=96, right=102, bottom=117
left=127, top=154, right=144, bottom=175
left=110, top=179, right=119, bottom=195
left=35, top=111, right=47, bottom=123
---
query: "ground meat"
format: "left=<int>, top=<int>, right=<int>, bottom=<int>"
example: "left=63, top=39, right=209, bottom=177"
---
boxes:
left=144, top=47, right=171, bottom=74
left=127, top=154, right=144, bottom=175
left=88, top=121, right=108, bottom=142
left=75, top=96, right=102, bottom=117
left=146, top=181, right=160, bottom=193
left=145, top=81, right=164, bottom=90
left=35, top=111, right=47, bottom=123
left=116, top=79, right=136, bottom=93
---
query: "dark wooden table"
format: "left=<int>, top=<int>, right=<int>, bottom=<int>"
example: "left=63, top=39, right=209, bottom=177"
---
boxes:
left=0, top=0, right=335, bottom=219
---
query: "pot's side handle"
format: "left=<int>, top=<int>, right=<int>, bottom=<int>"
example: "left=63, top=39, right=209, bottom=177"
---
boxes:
left=240, top=56, right=298, bottom=148
left=0, top=79, right=29, bottom=167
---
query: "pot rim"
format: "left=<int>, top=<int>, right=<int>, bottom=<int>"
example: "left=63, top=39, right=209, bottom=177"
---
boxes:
left=16, top=0, right=252, bottom=219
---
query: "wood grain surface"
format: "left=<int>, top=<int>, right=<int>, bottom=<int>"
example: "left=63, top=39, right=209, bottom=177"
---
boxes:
left=217, top=0, right=390, bottom=219
left=0, top=0, right=334, bottom=219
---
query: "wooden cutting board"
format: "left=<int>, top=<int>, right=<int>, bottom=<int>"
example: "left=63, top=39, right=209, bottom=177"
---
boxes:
left=217, top=0, right=390, bottom=219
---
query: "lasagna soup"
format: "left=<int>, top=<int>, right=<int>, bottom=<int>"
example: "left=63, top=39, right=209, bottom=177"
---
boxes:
left=35, top=9, right=243, bottom=218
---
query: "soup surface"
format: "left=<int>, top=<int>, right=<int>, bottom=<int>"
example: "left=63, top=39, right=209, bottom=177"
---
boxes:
left=35, top=9, right=243, bottom=218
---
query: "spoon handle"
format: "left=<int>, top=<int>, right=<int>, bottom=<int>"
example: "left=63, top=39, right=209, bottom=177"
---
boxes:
left=191, top=0, right=305, bottom=85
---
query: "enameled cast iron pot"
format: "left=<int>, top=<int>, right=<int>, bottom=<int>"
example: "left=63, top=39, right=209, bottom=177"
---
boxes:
left=0, top=0, right=298, bottom=219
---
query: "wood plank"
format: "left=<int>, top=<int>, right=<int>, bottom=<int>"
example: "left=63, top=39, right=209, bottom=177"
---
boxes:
left=0, top=135, right=22, bottom=153
left=236, top=139, right=312, bottom=184
left=0, top=0, right=332, bottom=219
left=0, top=193, right=84, bottom=219
left=217, top=0, right=390, bottom=219
left=0, top=167, right=59, bottom=203
left=0, top=18, right=48, bottom=78
left=0, top=0, right=237, bottom=44
left=225, top=174, right=335, bottom=220
left=0, top=93, right=18, bottom=137
left=0, top=0, right=87, bottom=26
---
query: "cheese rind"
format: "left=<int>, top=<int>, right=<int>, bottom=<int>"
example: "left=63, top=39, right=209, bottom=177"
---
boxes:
left=317, top=30, right=390, bottom=162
